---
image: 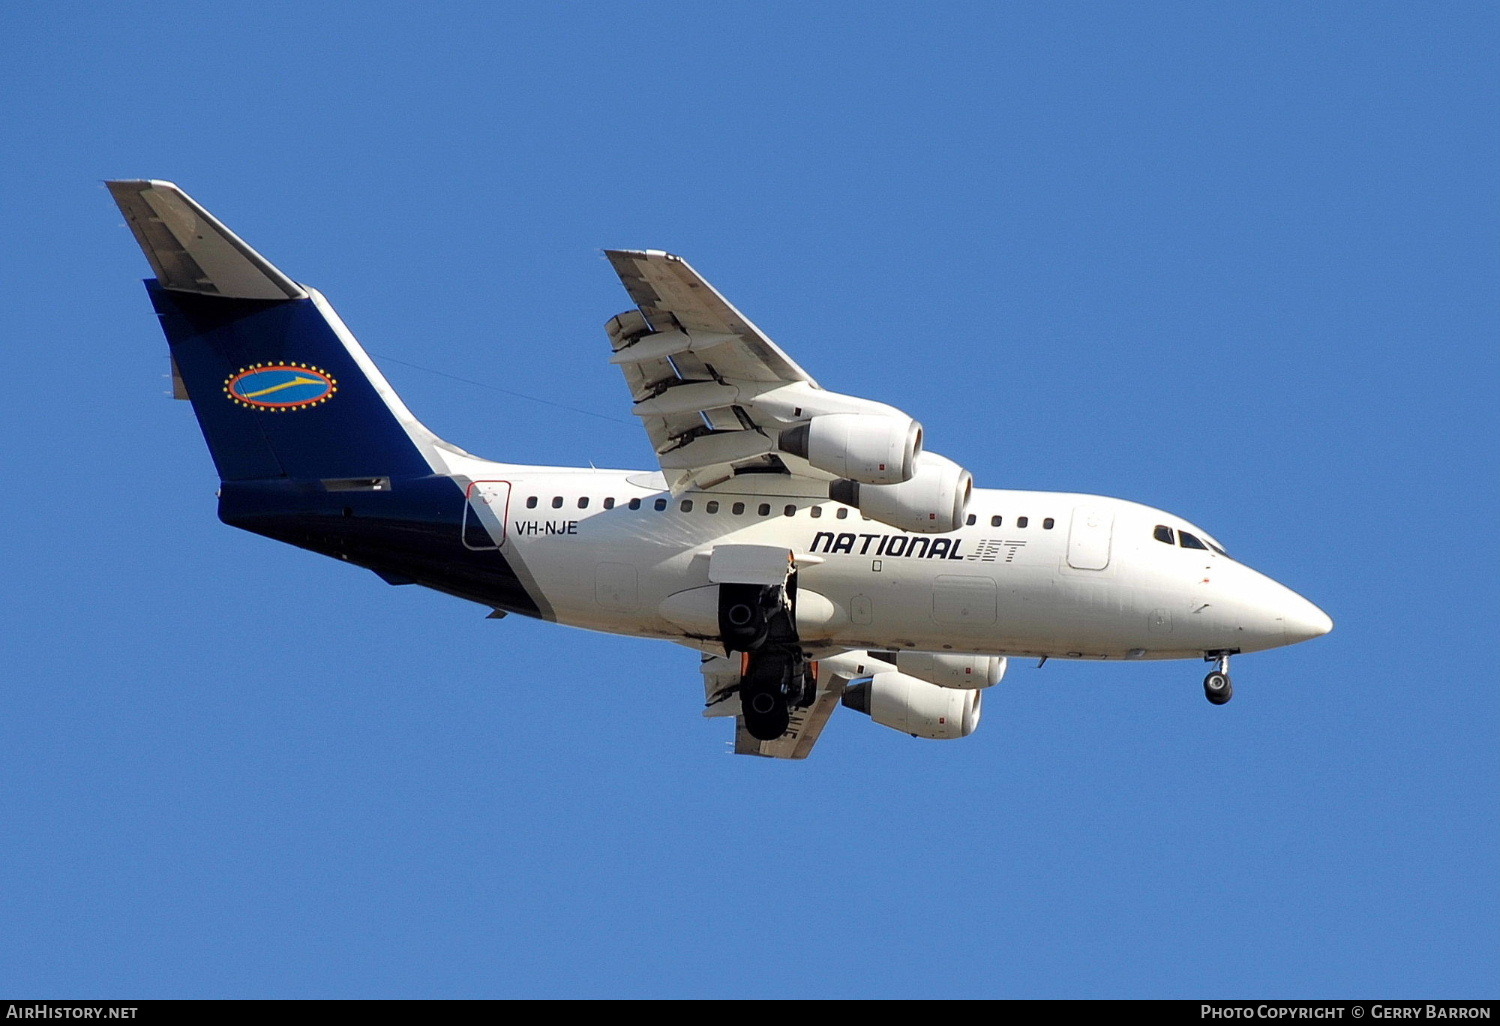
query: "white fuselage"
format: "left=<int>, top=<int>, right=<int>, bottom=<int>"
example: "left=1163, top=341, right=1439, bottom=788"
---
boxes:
left=453, top=459, right=1331, bottom=663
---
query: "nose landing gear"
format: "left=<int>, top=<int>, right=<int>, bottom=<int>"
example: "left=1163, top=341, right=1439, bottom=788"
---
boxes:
left=1203, top=651, right=1234, bottom=705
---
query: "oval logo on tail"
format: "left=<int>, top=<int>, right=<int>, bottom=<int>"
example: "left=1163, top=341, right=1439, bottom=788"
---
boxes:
left=225, top=364, right=338, bottom=410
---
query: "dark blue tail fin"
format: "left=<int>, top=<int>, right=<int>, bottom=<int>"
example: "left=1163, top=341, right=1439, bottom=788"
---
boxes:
left=148, top=283, right=437, bottom=481
left=111, top=180, right=440, bottom=483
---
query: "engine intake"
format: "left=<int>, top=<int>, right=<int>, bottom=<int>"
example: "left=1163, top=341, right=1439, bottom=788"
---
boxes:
left=780, top=414, right=921, bottom=486
left=828, top=452, right=972, bottom=533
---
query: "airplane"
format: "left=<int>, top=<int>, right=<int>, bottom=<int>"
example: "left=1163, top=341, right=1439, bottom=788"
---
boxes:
left=106, top=180, right=1333, bottom=759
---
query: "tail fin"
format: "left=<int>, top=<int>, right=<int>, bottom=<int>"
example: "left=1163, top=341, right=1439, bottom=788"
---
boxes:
left=108, top=180, right=441, bottom=482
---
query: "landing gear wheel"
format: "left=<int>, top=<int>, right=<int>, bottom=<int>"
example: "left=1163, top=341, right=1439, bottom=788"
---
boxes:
left=721, top=572, right=809, bottom=740
left=719, top=586, right=772, bottom=652
left=740, top=653, right=793, bottom=740
left=741, top=682, right=791, bottom=740
left=1204, top=671, right=1233, bottom=705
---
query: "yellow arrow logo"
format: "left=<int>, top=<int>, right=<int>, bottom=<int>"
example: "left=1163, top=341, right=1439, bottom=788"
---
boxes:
left=224, top=364, right=338, bottom=410
left=241, top=375, right=322, bottom=399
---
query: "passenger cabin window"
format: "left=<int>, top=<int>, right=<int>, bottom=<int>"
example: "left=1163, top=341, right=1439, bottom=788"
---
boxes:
left=680, top=500, right=694, bottom=513
left=1153, top=525, right=1174, bottom=544
left=628, top=498, right=641, bottom=510
left=990, top=515, right=1002, bottom=527
left=578, top=497, right=589, bottom=509
left=1179, top=530, right=1208, bottom=550
left=551, top=496, right=563, bottom=509
left=810, top=507, right=823, bottom=518
left=1043, top=517, right=1055, bottom=530
left=654, top=498, right=667, bottom=511
left=733, top=502, right=746, bottom=515
left=526, top=496, right=538, bottom=509
left=966, top=514, right=976, bottom=526
left=705, top=500, right=719, bottom=514
left=784, top=505, right=797, bottom=517
left=1017, top=516, right=1029, bottom=528
left=603, top=497, right=615, bottom=510
left=758, top=504, right=771, bottom=516
left=835, top=507, right=848, bottom=519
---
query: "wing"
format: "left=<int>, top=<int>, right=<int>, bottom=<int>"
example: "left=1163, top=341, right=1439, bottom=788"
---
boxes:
left=604, top=250, right=910, bottom=492
left=606, top=249, right=815, bottom=386
left=700, top=651, right=862, bottom=760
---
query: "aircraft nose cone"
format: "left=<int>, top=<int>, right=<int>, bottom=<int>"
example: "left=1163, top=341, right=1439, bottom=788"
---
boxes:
left=1281, top=594, right=1334, bottom=645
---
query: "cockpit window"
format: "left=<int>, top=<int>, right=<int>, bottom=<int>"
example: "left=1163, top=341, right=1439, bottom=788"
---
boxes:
left=1207, top=541, right=1229, bottom=557
left=1179, top=530, right=1208, bottom=550
left=1153, top=525, right=1175, bottom=545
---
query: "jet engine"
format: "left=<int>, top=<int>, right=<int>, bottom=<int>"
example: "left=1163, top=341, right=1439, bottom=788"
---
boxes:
left=841, top=670, right=982, bottom=740
left=779, top=413, right=921, bottom=486
left=895, top=652, right=1007, bottom=689
left=828, top=452, right=972, bottom=533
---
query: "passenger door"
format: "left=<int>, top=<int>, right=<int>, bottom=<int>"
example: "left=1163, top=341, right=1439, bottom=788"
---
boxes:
left=462, top=480, right=511, bottom=550
left=1066, top=506, right=1113, bottom=570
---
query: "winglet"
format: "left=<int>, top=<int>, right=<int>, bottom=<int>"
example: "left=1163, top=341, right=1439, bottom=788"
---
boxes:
left=106, top=180, right=306, bottom=300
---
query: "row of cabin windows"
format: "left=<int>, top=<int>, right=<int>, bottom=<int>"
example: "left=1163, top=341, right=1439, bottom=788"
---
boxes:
left=522, top=494, right=1054, bottom=529
left=524, top=495, right=850, bottom=518
left=526, top=495, right=628, bottom=510
left=1153, top=524, right=1228, bottom=556
left=965, top=514, right=1054, bottom=530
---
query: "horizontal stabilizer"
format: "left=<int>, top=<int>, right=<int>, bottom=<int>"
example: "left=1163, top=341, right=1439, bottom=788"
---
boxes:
left=106, top=180, right=306, bottom=300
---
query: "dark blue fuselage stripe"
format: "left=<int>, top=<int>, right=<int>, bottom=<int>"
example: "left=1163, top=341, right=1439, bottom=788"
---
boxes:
left=218, top=476, right=543, bottom=617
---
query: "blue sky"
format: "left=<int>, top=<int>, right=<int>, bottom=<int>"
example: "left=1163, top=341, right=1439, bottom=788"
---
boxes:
left=1, top=2, right=1495, bottom=998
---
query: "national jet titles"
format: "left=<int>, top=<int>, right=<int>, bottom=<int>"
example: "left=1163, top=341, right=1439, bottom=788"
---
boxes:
left=107, top=180, right=1332, bottom=759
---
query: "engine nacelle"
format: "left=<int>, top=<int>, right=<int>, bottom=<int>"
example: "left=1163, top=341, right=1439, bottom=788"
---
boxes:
left=841, top=670, right=982, bottom=740
left=780, top=413, right=921, bottom=486
left=828, top=452, right=972, bottom=533
left=896, top=652, right=1007, bottom=689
